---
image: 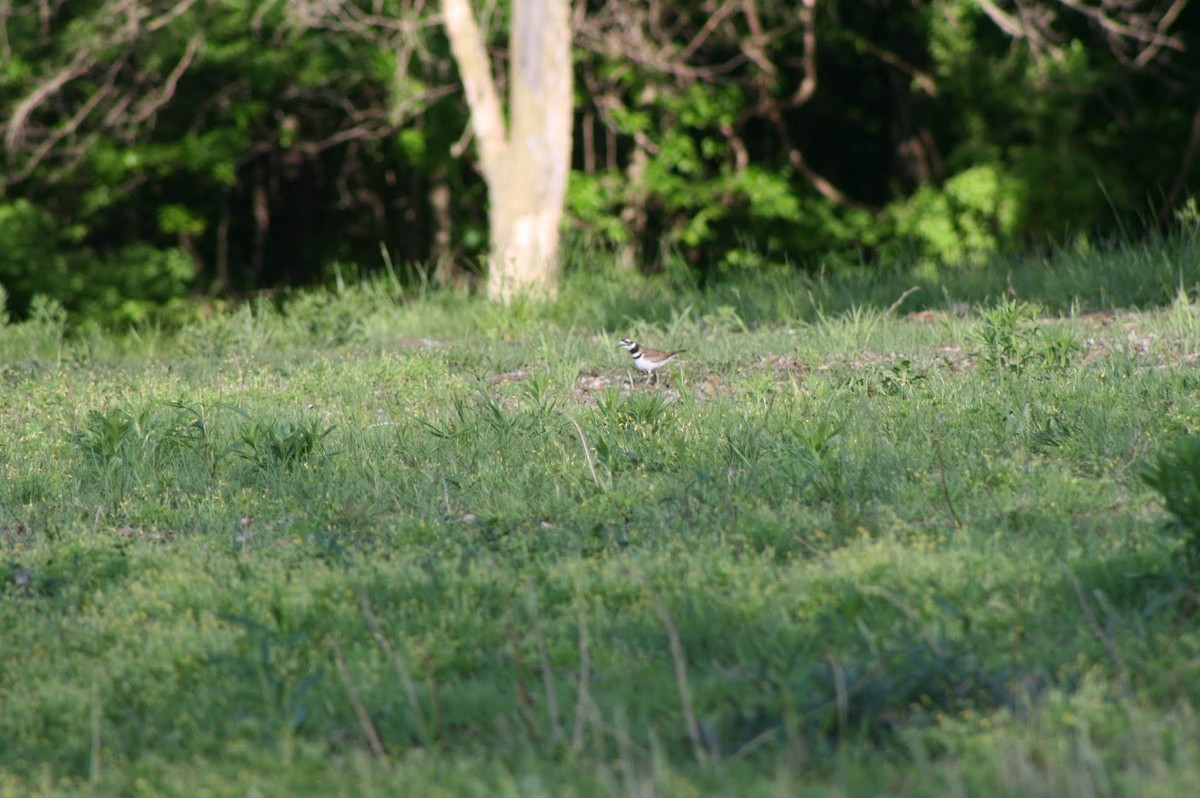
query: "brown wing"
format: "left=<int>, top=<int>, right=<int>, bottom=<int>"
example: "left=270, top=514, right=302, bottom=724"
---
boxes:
left=638, top=347, right=685, bottom=363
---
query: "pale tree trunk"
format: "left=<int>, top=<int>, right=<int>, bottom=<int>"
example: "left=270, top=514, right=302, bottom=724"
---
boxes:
left=441, top=0, right=572, bottom=302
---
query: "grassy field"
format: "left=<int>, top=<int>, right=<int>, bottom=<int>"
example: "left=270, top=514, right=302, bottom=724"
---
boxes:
left=4, top=235, right=1200, bottom=796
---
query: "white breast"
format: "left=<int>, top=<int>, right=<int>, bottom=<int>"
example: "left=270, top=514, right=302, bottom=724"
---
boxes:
left=632, top=353, right=664, bottom=372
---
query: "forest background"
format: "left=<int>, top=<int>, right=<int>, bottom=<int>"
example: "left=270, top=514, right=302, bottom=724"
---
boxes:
left=2, top=0, right=1198, bottom=325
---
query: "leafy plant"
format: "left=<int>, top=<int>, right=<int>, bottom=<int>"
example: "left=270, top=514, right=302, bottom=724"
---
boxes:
left=163, top=400, right=228, bottom=475
left=73, top=409, right=148, bottom=467
left=594, top=388, right=669, bottom=428
left=972, top=299, right=1080, bottom=374
left=233, top=419, right=335, bottom=472
left=1141, top=435, right=1200, bottom=571
left=587, top=389, right=675, bottom=475
left=785, top=416, right=849, bottom=505
left=845, top=356, right=926, bottom=397
left=520, top=371, right=559, bottom=419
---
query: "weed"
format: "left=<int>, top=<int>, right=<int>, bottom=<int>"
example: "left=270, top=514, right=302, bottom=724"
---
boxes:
left=74, top=408, right=145, bottom=467
left=594, top=388, right=670, bottom=428
left=1141, top=435, right=1200, bottom=571
left=232, top=418, right=335, bottom=472
left=971, top=298, right=1085, bottom=374
left=845, top=356, right=926, bottom=396
left=163, top=400, right=226, bottom=473
left=588, top=390, right=678, bottom=475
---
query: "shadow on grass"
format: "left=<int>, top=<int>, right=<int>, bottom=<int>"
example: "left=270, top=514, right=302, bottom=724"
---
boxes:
left=2, top=528, right=1190, bottom=786
left=551, top=229, right=1200, bottom=332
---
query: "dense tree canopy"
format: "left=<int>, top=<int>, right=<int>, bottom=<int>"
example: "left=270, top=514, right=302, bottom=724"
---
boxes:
left=1, top=0, right=1197, bottom=321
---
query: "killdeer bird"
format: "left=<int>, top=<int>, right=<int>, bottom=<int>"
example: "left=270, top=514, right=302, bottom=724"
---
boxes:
left=618, top=338, right=686, bottom=385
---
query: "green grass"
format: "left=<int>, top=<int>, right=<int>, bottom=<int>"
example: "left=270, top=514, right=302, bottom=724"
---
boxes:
left=4, top=235, right=1200, bottom=796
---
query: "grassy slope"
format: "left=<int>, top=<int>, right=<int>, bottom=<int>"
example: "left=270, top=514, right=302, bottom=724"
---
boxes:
left=3, top=235, right=1200, bottom=796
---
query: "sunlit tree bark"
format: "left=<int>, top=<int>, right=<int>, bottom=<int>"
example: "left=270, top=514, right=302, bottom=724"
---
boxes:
left=441, top=0, right=572, bottom=301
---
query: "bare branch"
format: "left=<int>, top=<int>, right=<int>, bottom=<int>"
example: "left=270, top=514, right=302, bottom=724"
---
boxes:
left=974, top=0, right=1032, bottom=39
left=580, top=0, right=877, bottom=213
left=101, top=87, right=137, bottom=132
left=1057, top=0, right=1183, bottom=50
left=790, top=0, right=817, bottom=107
left=885, top=286, right=921, bottom=316
left=678, top=0, right=739, bottom=64
left=9, top=77, right=115, bottom=183
left=583, top=77, right=660, bottom=156
left=5, top=0, right=208, bottom=177
left=861, top=40, right=938, bottom=97
left=132, top=31, right=204, bottom=125
left=145, top=0, right=199, bottom=32
left=742, top=0, right=874, bottom=210
left=6, top=0, right=456, bottom=191
left=970, top=0, right=1188, bottom=66
left=5, top=49, right=93, bottom=153
left=575, top=0, right=749, bottom=82
left=788, top=145, right=878, bottom=212
left=1133, top=0, right=1190, bottom=68
left=37, top=0, right=52, bottom=35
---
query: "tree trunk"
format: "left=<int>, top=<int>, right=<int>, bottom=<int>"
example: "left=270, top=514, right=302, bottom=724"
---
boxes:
left=441, top=0, right=572, bottom=302
left=617, top=144, right=649, bottom=271
left=429, top=165, right=467, bottom=286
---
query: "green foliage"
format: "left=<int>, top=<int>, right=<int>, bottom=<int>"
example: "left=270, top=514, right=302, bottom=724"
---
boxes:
left=1, top=0, right=471, bottom=315
left=74, top=408, right=150, bottom=467
left=2, top=0, right=1196, bottom=306
left=74, top=244, right=196, bottom=326
left=971, top=298, right=1081, bottom=374
left=233, top=419, right=334, bottom=473
left=0, top=200, right=76, bottom=313
left=157, top=205, right=207, bottom=237
left=889, top=165, right=1026, bottom=268
left=0, top=200, right=194, bottom=325
left=565, top=0, right=1196, bottom=278
left=1141, top=436, right=1200, bottom=571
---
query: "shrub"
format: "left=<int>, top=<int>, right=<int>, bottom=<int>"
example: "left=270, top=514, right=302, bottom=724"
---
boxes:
left=0, top=200, right=194, bottom=327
